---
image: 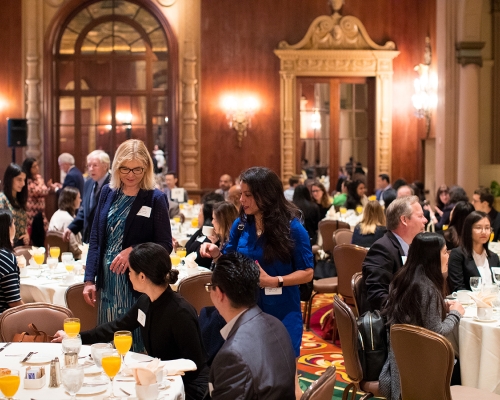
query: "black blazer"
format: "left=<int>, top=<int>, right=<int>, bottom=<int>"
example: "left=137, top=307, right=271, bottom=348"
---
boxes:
left=68, top=174, right=110, bottom=243
left=63, top=166, right=85, bottom=196
left=185, top=228, right=219, bottom=269
left=448, top=246, right=500, bottom=292
left=351, top=225, right=387, bottom=248
left=360, top=231, right=405, bottom=313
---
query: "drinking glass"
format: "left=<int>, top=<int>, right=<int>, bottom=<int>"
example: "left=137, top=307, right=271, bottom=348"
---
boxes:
left=170, top=253, right=181, bottom=267
left=46, top=256, right=58, bottom=277
left=355, top=206, right=363, bottom=215
left=0, top=370, right=20, bottom=400
left=492, top=267, right=500, bottom=288
left=61, top=364, right=84, bottom=400
left=91, top=343, right=113, bottom=370
left=33, top=252, right=45, bottom=266
left=188, top=199, right=194, bottom=206
left=191, top=217, right=199, bottom=228
left=61, top=252, right=73, bottom=264
left=50, top=246, right=60, bottom=260
left=176, top=247, right=187, bottom=258
left=339, top=207, right=347, bottom=215
left=114, top=330, right=132, bottom=370
left=64, top=318, right=81, bottom=337
left=470, top=277, right=482, bottom=292
left=102, top=351, right=121, bottom=399
left=62, top=334, right=82, bottom=355
left=173, top=217, right=181, bottom=225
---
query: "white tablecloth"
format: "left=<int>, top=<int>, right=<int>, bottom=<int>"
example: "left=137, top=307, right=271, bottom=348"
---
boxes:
left=0, top=342, right=184, bottom=399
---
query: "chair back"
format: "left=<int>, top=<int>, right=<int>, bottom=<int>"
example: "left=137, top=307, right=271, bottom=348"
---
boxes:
left=65, top=283, right=99, bottom=331
left=301, top=366, right=337, bottom=400
left=351, top=272, right=363, bottom=317
left=177, top=272, right=214, bottom=315
left=45, top=231, right=70, bottom=255
left=318, top=220, right=350, bottom=254
left=333, top=295, right=363, bottom=384
left=13, top=246, right=33, bottom=262
left=391, top=324, right=454, bottom=400
left=332, top=228, right=353, bottom=247
left=0, top=303, right=73, bottom=342
left=333, top=244, right=367, bottom=306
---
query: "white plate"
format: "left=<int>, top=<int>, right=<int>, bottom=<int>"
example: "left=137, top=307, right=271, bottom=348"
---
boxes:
left=127, top=353, right=153, bottom=363
left=24, top=354, right=53, bottom=364
left=74, top=385, right=108, bottom=396
left=83, top=365, right=102, bottom=375
left=473, top=316, right=497, bottom=323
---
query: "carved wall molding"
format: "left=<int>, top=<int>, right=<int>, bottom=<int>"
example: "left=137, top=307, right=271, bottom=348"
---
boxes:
left=275, top=11, right=399, bottom=182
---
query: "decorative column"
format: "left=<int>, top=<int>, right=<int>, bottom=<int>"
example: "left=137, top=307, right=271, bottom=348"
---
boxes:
left=492, top=0, right=500, bottom=162
left=280, top=72, right=296, bottom=183
left=375, top=70, right=393, bottom=177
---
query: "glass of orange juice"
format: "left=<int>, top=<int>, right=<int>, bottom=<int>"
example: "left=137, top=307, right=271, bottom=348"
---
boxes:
left=173, top=216, right=181, bottom=224
left=191, top=217, right=199, bottom=228
left=170, top=253, right=181, bottom=267
left=356, top=205, right=363, bottom=215
left=102, top=351, right=121, bottom=399
left=339, top=207, right=347, bottom=215
left=0, top=370, right=20, bottom=400
left=64, top=318, right=81, bottom=337
left=188, top=199, right=194, bottom=206
left=114, top=330, right=132, bottom=372
left=49, top=246, right=60, bottom=260
left=33, top=252, right=45, bottom=267
left=176, top=247, right=187, bottom=258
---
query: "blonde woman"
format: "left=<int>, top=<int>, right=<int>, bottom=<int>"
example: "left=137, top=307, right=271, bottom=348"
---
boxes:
left=212, top=201, right=239, bottom=249
left=84, top=139, right=172, bottom=349
left=351, top=200, right=386, bottom=248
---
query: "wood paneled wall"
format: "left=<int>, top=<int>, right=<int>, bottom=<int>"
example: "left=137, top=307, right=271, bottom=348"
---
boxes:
left=200, top=0, right=436, bottom=189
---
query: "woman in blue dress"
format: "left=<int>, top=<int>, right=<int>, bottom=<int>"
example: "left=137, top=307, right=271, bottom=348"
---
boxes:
left=84, top=139, right=172, bottom=350
left=201, top=167, right=313, bottom=398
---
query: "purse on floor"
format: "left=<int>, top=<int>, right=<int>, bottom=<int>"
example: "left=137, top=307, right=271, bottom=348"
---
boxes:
left=12, top=323, right=54, bottom=343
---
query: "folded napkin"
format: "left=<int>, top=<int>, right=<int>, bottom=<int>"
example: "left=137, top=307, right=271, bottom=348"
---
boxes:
left=28, top=246, right=45, bottom=256
left=162, top=358, right=197, bottom=376
left=469, top=292, right=497, bottom=308
left=16, top=255, right=26, bottom=268
left=184, top=252, right=198, bottom=270
left=129, top=358, right=161, bottom=386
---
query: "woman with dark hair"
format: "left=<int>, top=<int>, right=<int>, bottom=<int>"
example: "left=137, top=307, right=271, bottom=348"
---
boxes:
left=442, top=201, right=475, bottom=250
left=212, top=201, right=238, bottom=249
left=310, top=181, right=332, bottom=219
left=48, top=186, right=82, bottom=259
left=54, top=243, right=208, bottom=400
left=0, top=209, right=23, bottom=313
left=351, top=200, right=386, bottom=248
left=292, top=184, right=320, bottom=245
left=448, top=211, right=500, bottom=292
left=345, top=180, right=367, bottom=210
left=435, top=185, right=468, bottom=230
left=0, top=164, right=29, bottom=246
left=433, top=184, right=450, bottom=222
left=380, top=232, right=464, bottom=400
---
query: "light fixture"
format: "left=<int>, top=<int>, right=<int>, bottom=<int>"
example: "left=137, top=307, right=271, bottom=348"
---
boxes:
left=116, top=112, right=133, bottom=139
left=411, top=37, right=438, bottom=136
left=221, top=95, right=259, bottom=147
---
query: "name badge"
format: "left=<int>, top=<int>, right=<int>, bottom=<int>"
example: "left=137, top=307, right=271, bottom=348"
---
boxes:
left=265, top=287, right=282, bottom=295
left=137, top=206, right=152, bottom=218
left=196, top=235, right=207, bottom=243
left=137, top=309, right=146, bottom=327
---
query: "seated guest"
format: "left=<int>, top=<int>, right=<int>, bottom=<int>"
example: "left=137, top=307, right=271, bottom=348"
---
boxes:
left=360, top=196, right=427, bottom=313
left=391, top=178, right=407, bottom=193
left=375, top=173, right=391, bottom=201
left=0, top=209, right=23, bottom=312
left=448, top=211, right=500, bottom=292
left=284, top=175, right=301, bottom=201
left=435, top=186, right=468, bottom=230
left=440, top=201, right=474, bottom=250
left=49, top=186, right=82, bottom=259
left=398, top=185, right=431, bottom=224
left=472, top=187, right=500, bottom=241
left=227, top=184, right=241, bottom=210
left=396, top=185, right=414, bottom=198
left=382, top=188, right=397, bottom=209
left=352, top=200, right=386, bottom=248
left=345, top=180, right=367, bottom=210
left=311, top=181, right=332, bottom=219
left=432, top=184, right=450, bottom=224
left=293, top=184, right=320, bottom=245
left=215, top=174, right=233, bottom=200
left=53, top=243, right=208, bottom=400
left=212, top=201, right=239, bottom=251
left=164, top=171, right=188, bottom=203
left=208, top=253, right=296, bottom=400
left=380, top=233, right=464, bottom=400
left=332, top=179, right=349, bottom=207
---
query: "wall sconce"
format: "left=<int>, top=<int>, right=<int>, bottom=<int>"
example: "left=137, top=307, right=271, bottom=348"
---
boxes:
left=116, top=112, right=133, bottom=139
left=221, top=95, right=259, bottom=147
left=411, top=37, right=438, bottom=136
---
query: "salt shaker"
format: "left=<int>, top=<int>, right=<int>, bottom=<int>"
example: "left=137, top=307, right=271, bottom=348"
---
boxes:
left=54, top=357, right=62, bottom=386
left=48, top=359, right=59, bottom=388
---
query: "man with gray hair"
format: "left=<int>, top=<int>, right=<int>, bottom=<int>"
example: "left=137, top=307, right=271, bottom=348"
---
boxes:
left=63, top=150, right=110, bottom=243
left=359, top=196, right=428, bottom=313
left=58, top=152, right=84, bottom=196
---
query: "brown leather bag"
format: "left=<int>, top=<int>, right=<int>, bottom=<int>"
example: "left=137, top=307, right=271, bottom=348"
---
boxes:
left=12, top=323, right=54, bottom=343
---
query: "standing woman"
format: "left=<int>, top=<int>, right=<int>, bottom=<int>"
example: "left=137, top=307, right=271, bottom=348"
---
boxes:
left=0, top=164, right=29, bottom=246
left=84, top=139, right=172, bottom=350
left=311, top=181, right=332, bottom=219
left=448, top=211, right=500, bottom=292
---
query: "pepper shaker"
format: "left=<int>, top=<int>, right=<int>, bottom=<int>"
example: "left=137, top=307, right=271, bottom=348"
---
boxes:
left=48, top=359, right=59, bottom=388
left=54, top=357, right=62, bottom=386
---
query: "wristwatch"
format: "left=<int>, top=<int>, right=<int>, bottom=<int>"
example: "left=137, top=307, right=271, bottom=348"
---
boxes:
left=277, top=276, right=284, bottom=288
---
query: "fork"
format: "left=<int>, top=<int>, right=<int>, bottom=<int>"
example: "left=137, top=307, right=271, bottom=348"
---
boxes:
left=0, top=343, right=11, bottom=353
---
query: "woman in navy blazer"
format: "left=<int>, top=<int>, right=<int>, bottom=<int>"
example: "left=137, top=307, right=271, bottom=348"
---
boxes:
left=83, top=140, right=172, bottom=347
left=448, top=211, right=500, bottom=292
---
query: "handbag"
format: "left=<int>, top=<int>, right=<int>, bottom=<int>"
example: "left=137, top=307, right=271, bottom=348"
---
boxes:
left=12, top=323, right=54, bottom=343
left=320, top=308, right=336, bottom=341
left=357, top=310, right=388, bottom=381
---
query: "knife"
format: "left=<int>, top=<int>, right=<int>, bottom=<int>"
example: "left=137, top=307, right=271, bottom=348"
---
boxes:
left=21, top=351, right=35, bottom=363
left=0, top=343, right=11, bottom=353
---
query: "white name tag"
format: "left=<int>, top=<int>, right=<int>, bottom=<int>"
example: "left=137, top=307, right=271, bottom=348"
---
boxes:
left=196, top=235, right=207, bottom=243
left=137, top=309, right=146, bottom=327
left=265, top=287, right=282, bottom=295
left=137, top=206, right=152, bottom=218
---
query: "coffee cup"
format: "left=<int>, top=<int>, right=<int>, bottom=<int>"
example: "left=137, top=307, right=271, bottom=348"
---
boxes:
left=202, top=226, right=214, bottom=237
left=135, top=383, right=159, bottom=400
left=477, top=307, right=493, bottom=320
left=19, top=267, right=28, bottom=278
left=452, top=290, right=472, bottom=304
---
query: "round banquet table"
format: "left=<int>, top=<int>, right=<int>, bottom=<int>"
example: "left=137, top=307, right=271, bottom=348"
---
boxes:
left=0, top=342, right=184, bottom=399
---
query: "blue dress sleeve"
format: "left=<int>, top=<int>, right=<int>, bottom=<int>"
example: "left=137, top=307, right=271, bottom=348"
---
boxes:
left=290, top=218, right=314, bottom=271
left=223, top=218, right=242, bottom=254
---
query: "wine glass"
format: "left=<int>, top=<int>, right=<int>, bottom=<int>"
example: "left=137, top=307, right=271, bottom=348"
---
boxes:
left=492, top=267, right=500, bottom=288
left=49, top=246, right=60, bottom=260
left=170, top=253, right=181, bottom=267
left=33, top=251, right=45, bottom=267
left=470, top=277, right=482, bottom=293
left=62, top=333, right=82, bottom=355
left=102, top=351, right=121, bottom=399
left=46, top=256, right=58, bottom=278
left=0, top=370, right=20, bottom=400
left=64, top=318, right=81, bottom=338
left=114, top=330, right=132, bottom=370
left=91, top=343, right=113, bottom=379
left=176, top=247, right=187, bottom=259
left=61, top=364, right=84, bottom=400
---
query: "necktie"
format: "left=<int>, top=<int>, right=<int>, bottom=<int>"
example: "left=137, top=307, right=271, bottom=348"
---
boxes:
left=89, top=181, right=98, bottom=210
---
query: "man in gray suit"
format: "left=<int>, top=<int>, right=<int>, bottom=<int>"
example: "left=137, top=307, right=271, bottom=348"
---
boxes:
left=208, top=253, right=296, bottom=400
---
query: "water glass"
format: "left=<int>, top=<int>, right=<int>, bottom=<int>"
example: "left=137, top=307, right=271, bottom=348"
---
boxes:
left=61, top=252, right=73, bottom=264
left=62, top=334, right=82, bottom=355
left=47, top=257, right=58, bottom=277
left=470, top=277, right=482, bottom=292
left=61, top=364, right=84, bottom=400
left=492, top=267, right=500, bottom=287
left=91, top=343, right=113, bottom=369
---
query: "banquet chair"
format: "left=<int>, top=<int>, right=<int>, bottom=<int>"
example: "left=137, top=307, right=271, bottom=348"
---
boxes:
left=332, top=228, right=353, bottom=247
left=177, top=272, right=214, bottom=315
left=13, top=245, right=33, bottom=263
left=304, top=274, right=338, bottom=331
left=65, top=283, right=99, bottom=331
left=351, top=272, right=364, bottom=317
left=333, top=295, right=381, bottom=400
left=333, top=244, right=367, bottom=315
left=45, top=231, right=70, bottom=256
left=318, top=220, right=350, bottom=255
left=300, top=365, right=337, bottom=400
left=391, top=324, right=500, bottom=400
left=0, top=302, right=73, bottom=342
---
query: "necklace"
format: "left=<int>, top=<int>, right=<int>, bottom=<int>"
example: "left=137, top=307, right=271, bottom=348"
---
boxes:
left=256, top=229, right=262, bottom=237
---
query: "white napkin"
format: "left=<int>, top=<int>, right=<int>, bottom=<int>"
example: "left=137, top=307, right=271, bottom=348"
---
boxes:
left=469, top=292, right=497, bottom=308
left=27, top=246, right=45, bottom=256
left=184, top=252, right=198, bottom=269
left=129, top=358, right=160, bottom=385
left=162, top=359, right=197, bottom=376
left=16, top=255, right=26, bottom=268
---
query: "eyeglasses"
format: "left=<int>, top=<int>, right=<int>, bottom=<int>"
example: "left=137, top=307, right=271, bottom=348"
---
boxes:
left=119, top=166, right=144, bottom=175
left=204, top=283, right=217, bottom=293
left=472, top=225, right=493, bottom=233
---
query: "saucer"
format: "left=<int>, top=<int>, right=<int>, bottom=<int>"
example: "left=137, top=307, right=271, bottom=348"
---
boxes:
left=473, top=316, right=497, bottom=323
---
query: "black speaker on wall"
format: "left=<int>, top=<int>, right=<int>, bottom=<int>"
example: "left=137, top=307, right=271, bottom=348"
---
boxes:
left=7, top=118, right=27, bottom=147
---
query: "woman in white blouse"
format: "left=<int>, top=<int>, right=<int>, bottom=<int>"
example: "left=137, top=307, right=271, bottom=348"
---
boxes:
left=448, top=211, right=500, bottom=292
left=48, top=186, right=82, bottom=259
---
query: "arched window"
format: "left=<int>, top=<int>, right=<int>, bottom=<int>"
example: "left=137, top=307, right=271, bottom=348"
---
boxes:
left=51, top=0, right=176, bottom=171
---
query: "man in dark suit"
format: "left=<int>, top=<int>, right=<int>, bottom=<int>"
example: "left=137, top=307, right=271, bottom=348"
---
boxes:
left=208, top=253, right=296, bottom=400
left=360, top=196, right=428, bottom=313
left=472, top=187, right=500, bottom=241
left=58, top=152, right=85, bottom=196
left=63, top=150, right=110, bottom=243
left=163, top=171, right=188, bottom=203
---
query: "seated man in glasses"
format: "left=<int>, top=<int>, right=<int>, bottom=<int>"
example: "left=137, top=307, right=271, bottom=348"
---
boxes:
left=207, top=252, right=296, bottom=400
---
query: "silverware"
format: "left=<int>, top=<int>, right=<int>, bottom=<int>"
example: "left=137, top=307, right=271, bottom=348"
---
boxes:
left=116, top=378, right=135, bottom=382
left=0, top=343, right=11, bottom=352
left=82, top=382, right=108, bottom=387
left=120, top=387, right=131, bottom=396
left=21, top=351, right=37, bottom=363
